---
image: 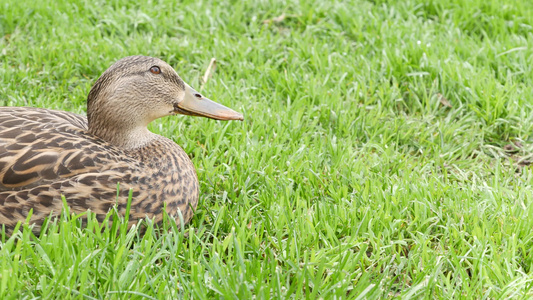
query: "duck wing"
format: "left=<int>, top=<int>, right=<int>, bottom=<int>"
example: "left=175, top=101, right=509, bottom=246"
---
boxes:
left=0, top=107, right=135, bottom=191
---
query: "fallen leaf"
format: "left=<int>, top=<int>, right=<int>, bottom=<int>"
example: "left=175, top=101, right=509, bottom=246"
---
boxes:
left=437, top=93, right=452, bottom=108
left=196, top=141, right=206, bottom=150
left=262, top=14, right=286, bottom=24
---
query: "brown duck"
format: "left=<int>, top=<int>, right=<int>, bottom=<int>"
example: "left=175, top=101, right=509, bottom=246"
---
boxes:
left=0, top=55, right=243, bottom=234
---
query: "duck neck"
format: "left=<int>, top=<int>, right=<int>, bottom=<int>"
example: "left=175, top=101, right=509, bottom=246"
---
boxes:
left=87, top=94, right=158, bottom=150
left=88, top=122, right=156, bottom=150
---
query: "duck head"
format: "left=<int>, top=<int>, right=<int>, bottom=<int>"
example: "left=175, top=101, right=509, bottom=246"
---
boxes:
left=86, top=56, right=243, bottom=148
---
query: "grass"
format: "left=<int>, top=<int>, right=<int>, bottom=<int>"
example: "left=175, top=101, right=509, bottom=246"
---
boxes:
left=1, top=0, right=533, bottom=298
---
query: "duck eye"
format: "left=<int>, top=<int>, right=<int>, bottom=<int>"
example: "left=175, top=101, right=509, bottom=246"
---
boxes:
left=149, top=66, right=161, bottom=74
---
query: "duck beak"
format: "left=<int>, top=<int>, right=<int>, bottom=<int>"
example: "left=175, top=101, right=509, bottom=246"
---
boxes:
left=174, top=83, right=244, bottom=121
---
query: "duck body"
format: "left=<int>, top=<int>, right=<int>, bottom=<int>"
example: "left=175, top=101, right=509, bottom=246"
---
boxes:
left=0, top=107, right=198, bottom=233
left=0, top=56, right=242, bottom=234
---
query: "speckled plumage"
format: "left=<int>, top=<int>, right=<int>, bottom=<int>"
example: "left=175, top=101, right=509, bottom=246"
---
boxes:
left=0, top=56, right=242, bottom=234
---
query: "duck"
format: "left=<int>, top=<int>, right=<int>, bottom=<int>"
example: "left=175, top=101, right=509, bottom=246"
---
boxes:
left=0, top=55, right=243, bottom=235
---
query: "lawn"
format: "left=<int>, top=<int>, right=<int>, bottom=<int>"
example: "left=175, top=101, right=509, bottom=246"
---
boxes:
left=1, top=0, right=533, bottom=298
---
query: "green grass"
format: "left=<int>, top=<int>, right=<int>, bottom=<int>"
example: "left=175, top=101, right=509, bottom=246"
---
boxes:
left=2, top=0, right=533, bottom=298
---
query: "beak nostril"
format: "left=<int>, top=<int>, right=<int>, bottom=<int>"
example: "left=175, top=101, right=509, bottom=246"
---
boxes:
left=194, top=93, right=202, bottom=99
